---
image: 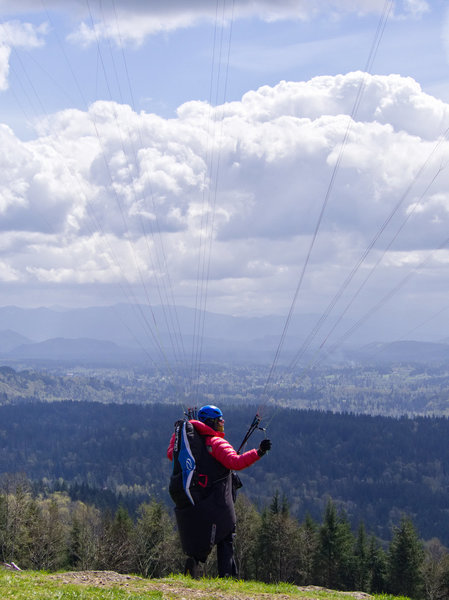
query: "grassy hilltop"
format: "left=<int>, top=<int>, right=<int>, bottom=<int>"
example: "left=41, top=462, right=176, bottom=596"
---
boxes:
left=0, top=569, right=407, bottom=600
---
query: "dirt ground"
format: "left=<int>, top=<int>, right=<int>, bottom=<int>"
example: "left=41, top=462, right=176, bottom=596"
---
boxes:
left=48, top=571, right=374, bottom=600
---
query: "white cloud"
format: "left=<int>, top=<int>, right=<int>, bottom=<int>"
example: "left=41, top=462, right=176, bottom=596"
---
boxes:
left=0, top=1, right=430, bottom=46
left=67, top=10, right=204, bottom=47
left=401, top=0, right=429, bottom=19
left=0, top=71, right=448, bottom=318
left=0, top=43, right=10, bottom=90
left=0, top=20, right=48, bottom=47
left=0, top=20, right=48, bottom=90
left=0, top=260, right=20, bottom=282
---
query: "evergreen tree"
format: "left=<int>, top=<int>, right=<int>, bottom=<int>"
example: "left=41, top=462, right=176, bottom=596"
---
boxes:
left=387, top=515, right=424, bottom=599
left=297, top=513, right=319, bottom=585
left=366, top=534, right=387, bottom=593
left=335, top=510, right=356, bottom=590
left=353, top=522, right=369, bottom=591
left=314, top=499, right=355, bottom=590
left=255, top=492, right=300, bottom=583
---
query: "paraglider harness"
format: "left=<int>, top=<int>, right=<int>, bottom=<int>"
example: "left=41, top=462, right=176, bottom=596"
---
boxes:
left=169, top=415, right=231, bottom=509
left=169, top=409, right=263, bottom=509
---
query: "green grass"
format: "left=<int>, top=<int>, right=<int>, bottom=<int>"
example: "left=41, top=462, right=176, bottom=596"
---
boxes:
left=375, top=596, right=411, bottom=600
left=0, top=569, right=411, bottom=600
left=0, top=571, right=162, bottom=600
left=165, top=575, right=411, bottom=600
left=165, top=572, right=301, bottom=593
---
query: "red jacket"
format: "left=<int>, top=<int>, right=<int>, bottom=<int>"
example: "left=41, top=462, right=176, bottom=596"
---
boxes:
left=167, top=419, right=260, bottom=470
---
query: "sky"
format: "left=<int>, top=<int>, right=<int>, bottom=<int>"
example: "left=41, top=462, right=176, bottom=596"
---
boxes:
left=1, top=0, right=449, bottom=348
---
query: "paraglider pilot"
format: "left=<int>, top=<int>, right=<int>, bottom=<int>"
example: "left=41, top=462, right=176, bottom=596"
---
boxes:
left=167, top=405, right=272, bottom=578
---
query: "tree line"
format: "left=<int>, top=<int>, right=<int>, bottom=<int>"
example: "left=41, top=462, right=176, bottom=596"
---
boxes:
left=3, top=402, right=449, bottom=544
left=0, top=476, right=446, bottom=599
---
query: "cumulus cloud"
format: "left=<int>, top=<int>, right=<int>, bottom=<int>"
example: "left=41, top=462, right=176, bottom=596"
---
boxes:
left=0, top=20, right=48, bottom=90
left=0, top=71, right=448, bottom=321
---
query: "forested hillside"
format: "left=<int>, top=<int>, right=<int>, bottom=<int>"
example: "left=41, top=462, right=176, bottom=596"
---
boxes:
left=1, top=401, right=449, bottom=545
left=2, top=362, right=449, bottom=416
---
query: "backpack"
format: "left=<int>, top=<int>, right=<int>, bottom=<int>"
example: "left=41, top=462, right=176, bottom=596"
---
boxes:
left=169, top=419, right=229, bottom=509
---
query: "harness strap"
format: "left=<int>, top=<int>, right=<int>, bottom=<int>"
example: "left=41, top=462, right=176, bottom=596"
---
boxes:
left=196, top=473, right=208, bottom=488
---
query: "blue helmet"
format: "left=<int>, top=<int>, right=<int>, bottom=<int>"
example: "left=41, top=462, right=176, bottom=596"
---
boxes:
left=198, top=405, right=223, bottom=423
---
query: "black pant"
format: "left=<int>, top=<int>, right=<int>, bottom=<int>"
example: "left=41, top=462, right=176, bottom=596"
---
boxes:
left=217, top=531, right=238, bottom=578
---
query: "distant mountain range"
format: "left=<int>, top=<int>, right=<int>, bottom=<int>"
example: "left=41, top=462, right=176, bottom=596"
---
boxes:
left=0, top=304, right=334, bottom=345
left=0, top=304, right=447, bottom=367
left=354, top=340, right=449, bottom=364
left=0, top=304, right=338, bottom=366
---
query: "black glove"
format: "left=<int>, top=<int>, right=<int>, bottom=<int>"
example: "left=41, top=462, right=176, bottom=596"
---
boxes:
left=257, top=438, right=272, bottom=457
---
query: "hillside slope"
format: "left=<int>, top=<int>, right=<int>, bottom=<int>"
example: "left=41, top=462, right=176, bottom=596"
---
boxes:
left=2, top=569, right=377, bottom=600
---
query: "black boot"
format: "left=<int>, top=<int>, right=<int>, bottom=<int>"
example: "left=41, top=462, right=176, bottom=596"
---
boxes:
left=184, top=556, right=199, bottom=578
left=217, top=532, right=238, bottom=578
